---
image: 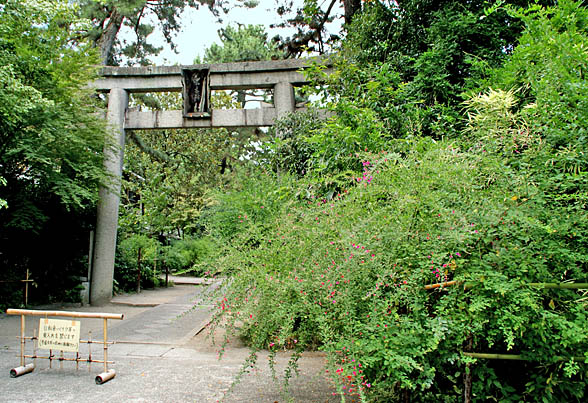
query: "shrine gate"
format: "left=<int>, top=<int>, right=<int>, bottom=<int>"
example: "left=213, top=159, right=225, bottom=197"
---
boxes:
left=90, top=58, right=327, bottom=305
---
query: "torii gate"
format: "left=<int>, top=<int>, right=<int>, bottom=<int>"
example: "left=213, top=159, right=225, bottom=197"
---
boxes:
left=90, top=58, right=327, bottom=305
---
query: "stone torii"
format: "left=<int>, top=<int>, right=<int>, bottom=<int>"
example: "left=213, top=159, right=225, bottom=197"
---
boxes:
left=90, top=58, right=328, bottom=305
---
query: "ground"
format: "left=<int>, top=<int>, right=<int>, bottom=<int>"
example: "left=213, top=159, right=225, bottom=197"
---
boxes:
left=0, top=280, right=341, bottom=402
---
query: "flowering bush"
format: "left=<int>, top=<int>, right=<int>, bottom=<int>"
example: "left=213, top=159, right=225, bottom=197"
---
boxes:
left=206, top=135, right=586, bottom=400
left=203, top=2, right=588, bottom=401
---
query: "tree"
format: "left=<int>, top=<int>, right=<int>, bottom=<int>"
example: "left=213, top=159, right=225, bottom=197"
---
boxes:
left=205, top=2, right=588, bottom=400
left=198, top=24, right=284, bottom=106
left=77, top=0, right=256, bottom=65
left=271, top=0, right=342, bottom=58
left=298, top=0, right=557, bottom=145
left=0, top=0, right=110, bottom=307
left=200, top=24, right=283, bottom=63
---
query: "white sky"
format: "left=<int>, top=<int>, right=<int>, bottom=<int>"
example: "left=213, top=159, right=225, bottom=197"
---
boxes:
left=132, top=0, right=343, bottom=65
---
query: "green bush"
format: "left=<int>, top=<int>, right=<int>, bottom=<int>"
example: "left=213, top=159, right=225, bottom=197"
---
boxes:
left=115, top=234, right=160, bottom=292
left=206, top=1, right=588, bottom=401
left=161, top=236, right=215, bottom=275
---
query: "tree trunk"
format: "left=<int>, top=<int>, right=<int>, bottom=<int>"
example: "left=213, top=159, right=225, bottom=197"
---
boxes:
left=137, top=247, right=142, bottom=294
left=97, top=8, right=124, bottom=65
left=343, top=0, right=362, bottom=25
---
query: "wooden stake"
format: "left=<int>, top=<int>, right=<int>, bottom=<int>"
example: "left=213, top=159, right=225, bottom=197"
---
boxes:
left=24, top=269, right=29, bottom=307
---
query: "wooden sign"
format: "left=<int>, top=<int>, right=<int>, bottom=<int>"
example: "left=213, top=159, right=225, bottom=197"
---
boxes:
left=38, top=319, right=81, bottom=352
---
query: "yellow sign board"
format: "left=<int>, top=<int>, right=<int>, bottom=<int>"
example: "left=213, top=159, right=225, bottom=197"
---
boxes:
left=38, top=318, right=81, bottom=352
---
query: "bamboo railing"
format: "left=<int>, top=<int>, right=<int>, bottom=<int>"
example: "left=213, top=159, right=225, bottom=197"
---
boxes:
left=6, top=309, right=124, bottom=384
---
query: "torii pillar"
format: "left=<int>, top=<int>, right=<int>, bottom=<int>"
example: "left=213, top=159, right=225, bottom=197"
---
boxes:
left=91, top=88, right=128, bottom=305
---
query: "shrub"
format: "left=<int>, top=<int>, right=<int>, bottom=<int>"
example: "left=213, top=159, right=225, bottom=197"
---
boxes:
left=207, top=2, right=588, bottom=401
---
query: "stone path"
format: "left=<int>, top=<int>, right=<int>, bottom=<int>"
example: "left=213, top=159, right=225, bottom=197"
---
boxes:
left=0, top=283, right=341, bottom=402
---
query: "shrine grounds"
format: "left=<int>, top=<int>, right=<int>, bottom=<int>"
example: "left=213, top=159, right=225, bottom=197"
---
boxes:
left=0, top=281, right=340, bottom=402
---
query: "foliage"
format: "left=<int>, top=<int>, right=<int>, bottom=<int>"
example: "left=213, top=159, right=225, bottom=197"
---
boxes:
left=115, top=233, right=162, bottom=291
left=160, top=236, right=215, bottom=275
left=265, top=109, right=323, bottom=177
left=304, top=0, right=554, bottom=142
left=198, top=24, right=283, bottom=63
left=0, top=0, right=109, bottom=307
left=204, top=1, right=588, bottom=401
left=77, top=0, right=257, bottom=65
left=116, top=23, right=281, bottom=288
left=270, top=0, right=344, bottom=57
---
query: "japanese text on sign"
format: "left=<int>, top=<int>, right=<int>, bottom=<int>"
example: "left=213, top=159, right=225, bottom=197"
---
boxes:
left=38, top=318, right=81, bottom=352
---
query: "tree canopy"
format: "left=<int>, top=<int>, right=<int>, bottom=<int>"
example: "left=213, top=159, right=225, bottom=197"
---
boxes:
left=0, top=0, right=110, bottom=306
left=78, top=0, right=256, bottom=65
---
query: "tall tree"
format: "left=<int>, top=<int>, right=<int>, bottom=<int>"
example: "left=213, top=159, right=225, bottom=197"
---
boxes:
left=0, top=0, right=110, bottom=306
left=272, top=0, right=341, bottom=57
left=119, top=24, right=281, bottom=245
left=198, top=24, right=284, bottom=106
left=78, top=0, right=256, bottom=65
left=200, top=24, right=283, bottom=63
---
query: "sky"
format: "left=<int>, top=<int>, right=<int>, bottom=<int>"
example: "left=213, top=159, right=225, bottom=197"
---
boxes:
left=130, top=0, right=343, bottom=65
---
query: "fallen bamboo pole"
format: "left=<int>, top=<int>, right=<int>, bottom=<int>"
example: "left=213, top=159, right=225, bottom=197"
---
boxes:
left=463, top=352, right=586, bottom=361
left=528, top=283, right=588, bottom=289
left=424, top=281, right=588, bottom=290
left=10, top=363, right=35, bottom=378
left=424, top=281, right=458, bottom=290
left=6, top=309, right=123, bottom=320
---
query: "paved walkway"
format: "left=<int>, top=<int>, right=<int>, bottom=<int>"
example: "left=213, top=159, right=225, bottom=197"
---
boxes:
left=0, top=282, right=340, bottom=402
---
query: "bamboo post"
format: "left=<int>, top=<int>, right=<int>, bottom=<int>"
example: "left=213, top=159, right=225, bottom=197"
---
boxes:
left=88, top=230, right=94, bottom=298
left=154, top=244, right=157, bottom=278
left=33, top=327, right=37, bottom=367
left=19, top=314, right=25, bottom=367
left=424, top=280, right=458, bottom=290
left=88, top=331, right=92, bottom=372
left=424, top=281, right=588, bottom=291
left=95, top=317, right=116, bottom=384
left=24, top=269, right=29, bottom=307
left=103, top=318, right=108, bottom=373
left=6, top=309, right=124, bottom=320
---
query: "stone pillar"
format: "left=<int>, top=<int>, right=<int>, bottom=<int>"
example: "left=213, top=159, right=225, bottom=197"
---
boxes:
left=91, top=88, right=128, bottom=305
left=273, top=82, right=295, bottom=117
